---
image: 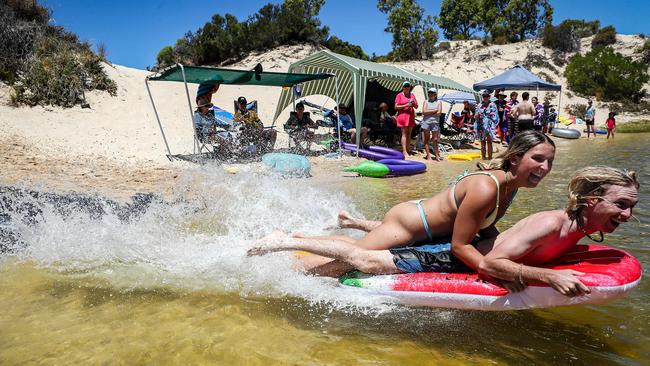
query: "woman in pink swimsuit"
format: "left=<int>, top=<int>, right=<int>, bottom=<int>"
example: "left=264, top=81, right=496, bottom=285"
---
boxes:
left=395, top=81, right=418, bottom=158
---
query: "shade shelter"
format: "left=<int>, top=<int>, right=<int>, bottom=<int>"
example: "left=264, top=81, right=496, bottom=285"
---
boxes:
left=145, top=64, right=334, bottom=160
left=274, top=50, right=474, bottom=147
left=472, top=65, right=563, bottom=112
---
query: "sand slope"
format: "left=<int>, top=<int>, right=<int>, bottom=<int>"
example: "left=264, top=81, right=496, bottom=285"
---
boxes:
left=1, top=37, right=648, bottom=169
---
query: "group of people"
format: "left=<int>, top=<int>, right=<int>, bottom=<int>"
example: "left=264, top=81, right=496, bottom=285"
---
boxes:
left=249, top=130, right=640, bottom=298
left=471, top=89, right=560, bottom=160
left=192, top=82, right=277, bottom=155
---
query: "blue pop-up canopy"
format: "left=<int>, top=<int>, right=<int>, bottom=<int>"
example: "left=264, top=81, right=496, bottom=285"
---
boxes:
left=472, top=65, right=562, bottom=91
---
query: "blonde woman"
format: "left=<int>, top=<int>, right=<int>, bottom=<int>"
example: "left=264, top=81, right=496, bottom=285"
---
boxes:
left=249, top=167, right=639, bottom=297
left=251, top=131, right=556, bottom=278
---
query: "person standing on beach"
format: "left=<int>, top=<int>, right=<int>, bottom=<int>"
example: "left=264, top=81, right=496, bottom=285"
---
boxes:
left=504, top=92, right=519, bottom=142
left=585, top=99, right=597, bottom=138
left=495, top=92, right=508, bottom=144
left=421, top=88, right=442, bottom=161
left=606, top=112, right=616, bottom=139
left=395, top=81, right=418, bottom=158
left=532, top=97, right=544, bottom=131
left=475, top=90, right=499, bottom=160
left=511, top=92, right=535, bottom=133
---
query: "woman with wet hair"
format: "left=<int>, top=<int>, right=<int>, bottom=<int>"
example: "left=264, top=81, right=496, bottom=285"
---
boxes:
left=251, top=131, right=556, bottom=278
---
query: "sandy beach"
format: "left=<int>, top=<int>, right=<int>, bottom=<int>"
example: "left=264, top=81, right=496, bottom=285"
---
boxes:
left=1, top=39, right=648, bottom=198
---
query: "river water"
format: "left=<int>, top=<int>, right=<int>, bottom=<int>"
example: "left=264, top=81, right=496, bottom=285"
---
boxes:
left=1, top=134, right=648, bottom=365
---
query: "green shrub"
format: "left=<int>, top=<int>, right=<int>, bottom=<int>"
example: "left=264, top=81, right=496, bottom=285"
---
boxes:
left=537, top=71, right=556, bottom=84
left=438, top=41, right=451, bottom=51
left=561, top=19, right=600, bottom=38
left=542, top=23, right=579, bottom=52
left=13, top=35, right=116, bottom=107
left=564, top=47, right=649, bottom=101
left=156, top=46, right=174, bottom=68
left=1, top=1, right=117, bottom=107
left=592, top=25, right=617, bottom=48
left=322, top=36, right=369, bottom=60
left=522, top=53, right=558, bottom=73
left=564, top=103, right=587, bottom=119
left=639, top=39, right=650, bottom=63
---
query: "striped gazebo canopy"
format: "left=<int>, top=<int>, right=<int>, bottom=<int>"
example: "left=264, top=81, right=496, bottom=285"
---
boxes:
left=274, top=50, right=473, bottom=145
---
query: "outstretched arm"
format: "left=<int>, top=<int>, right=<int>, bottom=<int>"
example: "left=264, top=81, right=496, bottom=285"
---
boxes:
left=479, top=215, right=590, bottom=296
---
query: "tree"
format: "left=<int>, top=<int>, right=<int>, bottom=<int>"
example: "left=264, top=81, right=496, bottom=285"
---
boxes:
left=378, top=0, right=438, bottom=61
left=161, top=0, right=357, bottom=67
left=156, top=46, right=174, bottom=67
left=322, top=36, right=369, bottom=60
left=564, top=47, right=648, bottom=102
left=591, top=25, right=616, bottom=48
left=479, top=0, right=553, bottom=43
left=436, top=0, right=481, bottom=40
left=542, top=22, right=579, bottom=53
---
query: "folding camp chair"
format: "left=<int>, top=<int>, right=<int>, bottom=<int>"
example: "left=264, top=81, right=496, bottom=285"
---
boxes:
left=284, top=111, right=317, bottom=153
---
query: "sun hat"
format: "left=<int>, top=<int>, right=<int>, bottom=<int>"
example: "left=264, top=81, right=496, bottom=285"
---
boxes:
left=197, top=82, right=218, bottom=98
left=480, top=89, right=490, bottom=96
left=402, top=81, right=412, bottom=88
left=428, top=87, right=438, bottom=94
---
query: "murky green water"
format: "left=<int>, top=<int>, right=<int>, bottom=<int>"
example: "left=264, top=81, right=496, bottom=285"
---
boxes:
left=1, top=134, right=648, bottom=365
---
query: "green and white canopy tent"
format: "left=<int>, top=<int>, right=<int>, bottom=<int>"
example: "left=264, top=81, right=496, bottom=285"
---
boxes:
left=145, top=64, right=334, bottom=160
left=274, top=50, right=474, bottom=147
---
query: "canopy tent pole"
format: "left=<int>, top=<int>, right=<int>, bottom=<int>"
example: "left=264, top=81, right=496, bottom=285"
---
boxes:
left=558, top=89, right=562, bottom=117
left=536, top=84, right=539, bottom=98
left=145, top=78, right=173, bottom=160
left=179, top=64, right=202, bottom=155
left=334, top=74, right=342, bottom=157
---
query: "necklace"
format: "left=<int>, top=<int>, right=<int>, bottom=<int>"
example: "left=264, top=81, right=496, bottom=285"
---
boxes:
left=579, top=227, right=605, bottom=242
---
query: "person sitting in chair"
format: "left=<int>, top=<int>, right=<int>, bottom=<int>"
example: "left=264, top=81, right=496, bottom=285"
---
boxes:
left=193, top=97, right=234, bottom=151
left=334, top=104, right=368, bottom=144
left=285, top=102, right=316, bottom=148
left=378, top=102, right=399, bottom=145
left=234, top=96, right=277, bottom=150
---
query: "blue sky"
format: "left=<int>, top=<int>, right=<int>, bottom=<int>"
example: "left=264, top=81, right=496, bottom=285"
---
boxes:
left=42, top=0, right=650, bottom=70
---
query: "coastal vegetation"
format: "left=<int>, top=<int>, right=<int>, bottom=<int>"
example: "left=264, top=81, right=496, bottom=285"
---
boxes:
left=155, top=0, right=369, bottom=68
left=0, top=0, right=116, bottom=107
left=564, top=47, right=649, bottom=102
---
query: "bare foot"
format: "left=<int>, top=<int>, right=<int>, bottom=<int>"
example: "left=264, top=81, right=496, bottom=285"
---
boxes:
left=247, top=231, right=288, bottom=256
left=337, top=210, right=357, bottom=229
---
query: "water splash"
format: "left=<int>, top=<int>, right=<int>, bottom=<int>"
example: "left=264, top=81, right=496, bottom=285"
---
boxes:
left=1, top=164, right=397, bottom=313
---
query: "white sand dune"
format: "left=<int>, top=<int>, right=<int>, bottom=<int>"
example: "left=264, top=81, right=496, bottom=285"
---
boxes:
left=1, top=36, right=648, bottom=170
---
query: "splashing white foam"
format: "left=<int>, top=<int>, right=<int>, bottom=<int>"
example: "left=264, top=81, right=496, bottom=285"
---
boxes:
left=6, top=163, right=398, bottom=313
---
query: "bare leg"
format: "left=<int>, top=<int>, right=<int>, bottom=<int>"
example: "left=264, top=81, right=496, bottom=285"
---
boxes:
left=330, top=210, right=381, bottom=232
left=248, top=234, right=399, bottom=275
left=486, top=138, right=493, bottom=160
left=400, top=127, right=410, bottom=157
left=432, top=131, right=440, bottom=160
left=422, top=129, right=431, bottom=159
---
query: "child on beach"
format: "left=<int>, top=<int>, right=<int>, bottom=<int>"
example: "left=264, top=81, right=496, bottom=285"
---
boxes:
left=606, top=112, right=616, bottom=139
